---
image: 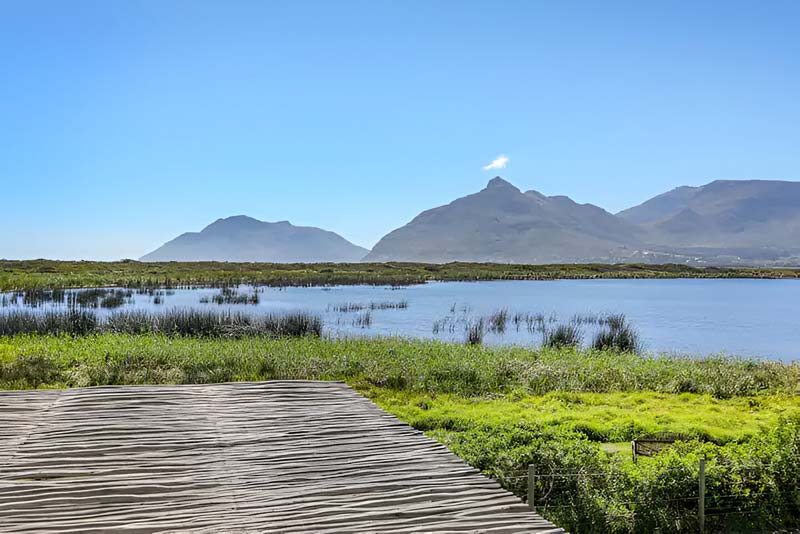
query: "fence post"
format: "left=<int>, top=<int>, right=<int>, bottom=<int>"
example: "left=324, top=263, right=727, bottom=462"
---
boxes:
left=699, top=457, right=706, bottom=534
left=528, top=464, right=536, bottom=512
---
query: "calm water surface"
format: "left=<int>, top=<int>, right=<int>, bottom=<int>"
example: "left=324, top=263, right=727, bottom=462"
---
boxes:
left=3, top=279, right=798, bottom=361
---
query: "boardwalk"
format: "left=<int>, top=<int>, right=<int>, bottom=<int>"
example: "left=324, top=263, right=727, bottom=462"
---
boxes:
left=0, top=381, right=563, bottom=533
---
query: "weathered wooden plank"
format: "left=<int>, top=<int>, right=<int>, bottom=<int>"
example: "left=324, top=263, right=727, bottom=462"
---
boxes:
left=0, top=381, right=563, bottom=533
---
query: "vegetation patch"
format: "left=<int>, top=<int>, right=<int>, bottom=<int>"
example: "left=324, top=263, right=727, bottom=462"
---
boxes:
left=0, top=310, right=321, bottom=338
left=0, top=333, right=797, bottom=531
left=2, top=259, right=799, bottom=292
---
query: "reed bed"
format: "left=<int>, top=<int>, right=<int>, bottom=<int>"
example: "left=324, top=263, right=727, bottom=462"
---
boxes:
left=329, top=300, right=408, bottom=313
left=486, top=309, right=508, bottom=333
left=543, top=323, right=583, bottom=348
left=466, top=319, right=484, bottom=345
left=352, top=311, right=373, bottom=328
left=592, top=313, right=641, bottom=353
left=0, top=310, right=99, bottom=336
left=1, top=288, right=134, bottom=309
left=3, top=259, right=798, bottom=293
left=0, top=309, right=321, bottom=338
left=199, top=287, right=260, bottom=305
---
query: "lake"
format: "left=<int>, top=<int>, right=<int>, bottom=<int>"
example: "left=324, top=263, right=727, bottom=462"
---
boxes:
left=2, top=279, right=798, bottom=361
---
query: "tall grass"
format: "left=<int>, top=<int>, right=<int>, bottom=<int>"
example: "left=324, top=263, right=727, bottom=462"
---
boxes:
left=0, top=334, right=796, bottom=397
left=0, top=309, right=321, bottom=338
left=466, top=319, right=484, bottom=345
left=352, top=311, right=373, bottom=328
left=543, top=323, right=583, bottom=348
left=0, top=310, right=98, bottom=336
left=199, top=287, right=260, bottom=305
left=592, top=313, right=641, bottom=354
left=486, top=309, right=509, bottom=333
left=511, top=312, right=557, bottom=333
left=329, top=300, right=408, bottom=312
left=4, top=259, right=798, bottom=292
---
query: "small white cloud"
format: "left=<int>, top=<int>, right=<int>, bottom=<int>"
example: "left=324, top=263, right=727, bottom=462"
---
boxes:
left=483, top=154, right=509, bottom=171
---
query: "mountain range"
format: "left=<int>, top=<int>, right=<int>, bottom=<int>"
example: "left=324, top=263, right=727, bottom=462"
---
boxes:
left=140, top=216, right=368, bottom=263
left=140, top=178, right=800, bottom=266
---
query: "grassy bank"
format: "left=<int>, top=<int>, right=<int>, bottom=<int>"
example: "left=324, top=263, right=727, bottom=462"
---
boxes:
left=0, top=334, right=797, bottom=532
left=2, top=259, right=799, bottom=291
left=1, top=334, right=796, bottom=396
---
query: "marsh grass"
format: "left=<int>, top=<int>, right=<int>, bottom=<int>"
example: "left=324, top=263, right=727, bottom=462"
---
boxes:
left=466, top=319, right=484, bottom=345
left=0, top=309, right=321, bottom=338
left=105, top=310, right=322, bottom=337
left=18, top=289, right=67, bottom=307
left=4, top=260, right=798, bottom=293
left=200, top=287, right=259, bottom=305
left=511, top=312, right=556, bottom=333
left=592, top=314, right=642, bottom=354
left=352, top=311, right=373, bottom=328
left=0, top=288, right=134, bottom=309
left=486, top=309, right=508, bottom=333
left=99, top=290, right=134, bottom=309
left=543, top=323, right=583, bottom=348
left=329, top=300, right=408, bottom=313
left=0, top=310, right=98, bottom=336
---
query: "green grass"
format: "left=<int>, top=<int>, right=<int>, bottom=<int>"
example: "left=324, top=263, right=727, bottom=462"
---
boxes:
left=367, top=390, right=800, bottom=445
left=2, top=259, right=799, bottom=291
left=0, top=333, right=798, bottom=532
left=0, top=334, right=796, bottom=397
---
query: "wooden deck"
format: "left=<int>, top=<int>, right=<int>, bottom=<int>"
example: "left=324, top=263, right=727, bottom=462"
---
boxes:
left=0, top=381, right=563, bottom=533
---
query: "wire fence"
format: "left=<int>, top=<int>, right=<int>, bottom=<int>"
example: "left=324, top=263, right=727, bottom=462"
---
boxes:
left=496, top=459, right=798, bottom=531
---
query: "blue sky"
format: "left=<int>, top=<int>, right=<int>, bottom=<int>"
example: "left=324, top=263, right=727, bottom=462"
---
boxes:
left=1, top=0, right=799, bottom=260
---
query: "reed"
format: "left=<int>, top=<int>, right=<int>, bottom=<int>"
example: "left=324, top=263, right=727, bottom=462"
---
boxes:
left=0, top=309, right=321, bottom=338
left=543, top=323, right=583, bottom=348
left=330, top=300, right=408, bottom=313
left=4, top=260, right=798, bottom=292
left=466, top=318, right=484, bottom=345
left=486, top=309, right=508, bottom=333
left=352, top=311, right=373, bottom=328
left=0, top=310, right=98, bottom=336
left=200, top=287, right=259, bottom=305
left=592, top=313, right=641, bottom=354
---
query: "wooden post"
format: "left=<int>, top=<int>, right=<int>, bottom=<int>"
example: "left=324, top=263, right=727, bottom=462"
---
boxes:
left=699, top=457, right=706, bottom=534
left=527, top=464, right=535, bottom=511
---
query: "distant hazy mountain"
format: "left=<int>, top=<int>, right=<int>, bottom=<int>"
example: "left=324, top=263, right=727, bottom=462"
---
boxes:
left=618, top=180, right=800, bottom=261
left=141, top=216, right=369, bottom=263
left=141, top=179, right=800, bottom=266
left=364, top=177, right=642, bottom=263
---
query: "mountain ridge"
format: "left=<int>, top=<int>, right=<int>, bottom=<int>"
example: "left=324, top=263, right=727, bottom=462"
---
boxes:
left=618, top=179, right=800, bottom=257
left=364, top=176, right=641, bottom=263
left=141, top=178, right=800, bottom=266
left=140, top=216, right=369, bottom=263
